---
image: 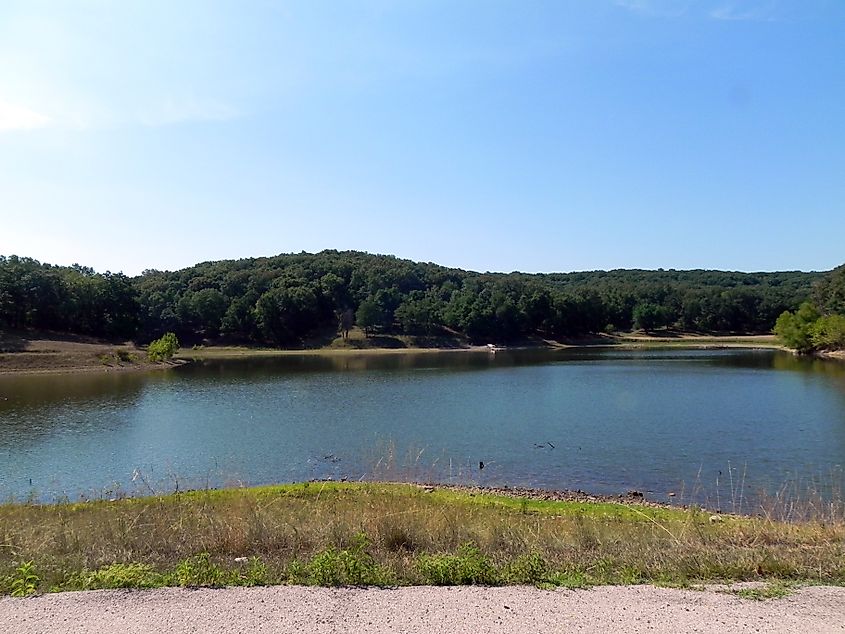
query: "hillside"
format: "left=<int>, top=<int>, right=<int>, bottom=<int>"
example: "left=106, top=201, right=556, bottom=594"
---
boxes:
left=0, top=251, right=829, bottom=347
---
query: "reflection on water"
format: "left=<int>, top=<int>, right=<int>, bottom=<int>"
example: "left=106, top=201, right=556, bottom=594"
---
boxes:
left=0, top=348, right=843, bottom=504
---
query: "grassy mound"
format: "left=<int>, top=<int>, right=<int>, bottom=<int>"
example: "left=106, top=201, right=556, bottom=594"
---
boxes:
left=1, top=482, right=843, bottom=595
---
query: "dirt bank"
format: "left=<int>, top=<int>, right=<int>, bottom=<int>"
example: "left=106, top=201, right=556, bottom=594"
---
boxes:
left=2, top=584, right=843, bottom=634
left=0, top=331, right=176, bottom=375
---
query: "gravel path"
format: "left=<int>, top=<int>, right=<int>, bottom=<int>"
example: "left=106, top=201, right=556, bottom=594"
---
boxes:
left=3, top=585, right=844, bottom=633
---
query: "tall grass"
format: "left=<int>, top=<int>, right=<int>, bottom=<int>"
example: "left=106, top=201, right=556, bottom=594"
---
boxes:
left=667, top=462, right=845, bottom=523
left=0, top=482, right=843, bottom=594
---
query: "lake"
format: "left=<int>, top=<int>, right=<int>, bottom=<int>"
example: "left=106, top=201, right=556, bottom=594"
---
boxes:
left=1, top=348, right=844, bottom=508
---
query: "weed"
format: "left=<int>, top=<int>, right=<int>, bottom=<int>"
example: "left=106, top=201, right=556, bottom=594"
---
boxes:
left=735, top=581, right=793, bottom=600
left=11, top=561, right=39, bottom=597
left=234, top=557, right=270, bottom=587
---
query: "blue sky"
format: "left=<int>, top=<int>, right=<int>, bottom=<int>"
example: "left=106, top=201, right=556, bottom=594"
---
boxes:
left=1, top=0, right=843, bottom=275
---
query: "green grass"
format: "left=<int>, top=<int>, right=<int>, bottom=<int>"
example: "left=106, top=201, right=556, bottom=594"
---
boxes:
left=734, top=581, right=794, bottom=601
left=1, top=482, right=842, bottom=595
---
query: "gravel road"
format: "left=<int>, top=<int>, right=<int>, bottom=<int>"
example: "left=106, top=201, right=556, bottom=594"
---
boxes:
left=3, top=585, right=843, bottom=633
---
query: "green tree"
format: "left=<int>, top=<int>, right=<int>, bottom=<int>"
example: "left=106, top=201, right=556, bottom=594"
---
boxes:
left=190, top=288, right=229, bottom=337
left=255, top=284, right=323, bottom=344
left=814, top=264, right=845, bottom=315
left=632, top=302, right=671, bottom=332
left=395, top=292, right=442, bottom=335
left=774, top=302, right=820, bottom=353
left=810, top=314, right=845, bottom=350
left=356, top=298, right=382, bottom=337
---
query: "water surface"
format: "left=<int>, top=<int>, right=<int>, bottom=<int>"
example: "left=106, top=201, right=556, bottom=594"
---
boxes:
left=1, top=348, right=843, bottom=505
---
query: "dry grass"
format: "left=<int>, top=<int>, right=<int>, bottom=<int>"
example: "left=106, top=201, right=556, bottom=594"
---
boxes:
left=1, top=482, right=843, bottom=594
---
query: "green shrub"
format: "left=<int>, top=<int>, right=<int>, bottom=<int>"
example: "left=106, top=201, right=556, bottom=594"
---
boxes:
left=147, top=332, right=180, bottom=361
left=415, top=543, right=499, bottom=585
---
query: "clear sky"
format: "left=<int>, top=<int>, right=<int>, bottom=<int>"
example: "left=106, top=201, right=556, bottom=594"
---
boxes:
left=1, top=1, right=843, bottom=276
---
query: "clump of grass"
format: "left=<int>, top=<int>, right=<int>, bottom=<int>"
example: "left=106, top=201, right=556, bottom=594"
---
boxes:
left=734, top=581, right=793, bottom=601
left=544, top=569, right=592, bottom=589
left=115, top=349, right=136, bottom=363
left=0, top=482, right=843, bottom=594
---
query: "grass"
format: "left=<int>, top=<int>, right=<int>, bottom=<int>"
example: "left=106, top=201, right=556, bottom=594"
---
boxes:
left=733, top=581, right=794, bottom=601
left=1, top=482, right=843, bottom=595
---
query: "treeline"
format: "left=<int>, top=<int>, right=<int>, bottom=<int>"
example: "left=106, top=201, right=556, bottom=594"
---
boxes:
left=0, top=251, right=830, bottom=345
left=0, top=256, right=138, bottom=338
left=775, top=264, right=845, bottom=353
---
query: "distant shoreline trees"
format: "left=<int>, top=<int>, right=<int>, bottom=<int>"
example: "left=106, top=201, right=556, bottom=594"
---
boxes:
left=0, top=251, right=836, bottom=348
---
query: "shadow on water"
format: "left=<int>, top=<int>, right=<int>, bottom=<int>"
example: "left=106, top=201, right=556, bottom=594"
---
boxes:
left=177, top=349, right=516, bottom=377
left=0, top=371, right=153, bottom=410
left=177, top=347, right=778, bottom=377
left=0, top=372, right=154, bottom=451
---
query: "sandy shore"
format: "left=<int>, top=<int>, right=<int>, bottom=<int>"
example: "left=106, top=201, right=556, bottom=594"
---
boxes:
left=2, top=584, right=843, bottom=633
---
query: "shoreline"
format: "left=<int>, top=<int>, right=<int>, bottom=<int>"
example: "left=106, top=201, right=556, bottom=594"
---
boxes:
left=0, top=332, right=789, bottom=376
left=373, top=480, right=695, bottom=514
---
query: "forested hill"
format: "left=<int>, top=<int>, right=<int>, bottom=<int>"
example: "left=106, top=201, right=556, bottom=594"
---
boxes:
left=0, top=251, right=832, bottom=345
